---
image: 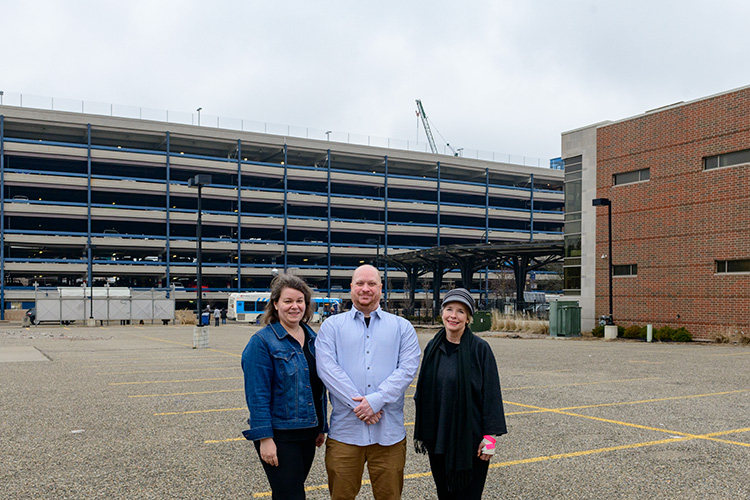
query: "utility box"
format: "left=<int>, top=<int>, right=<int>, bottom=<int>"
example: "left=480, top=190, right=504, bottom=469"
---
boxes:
left=469, top=311, right=492, bottom=332
left=549, top=300, right=581, bottom=337
left=471, top=311, right=493, bottom=333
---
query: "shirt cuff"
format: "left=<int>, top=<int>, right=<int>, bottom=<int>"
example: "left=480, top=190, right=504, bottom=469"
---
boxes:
left=365, top=392, right=384, bottom=414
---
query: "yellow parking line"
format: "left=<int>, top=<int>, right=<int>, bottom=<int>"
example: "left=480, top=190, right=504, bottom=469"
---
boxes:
left=508, top=401, right=750, bottom=447
left=504, top=377, right=657, bottom=391
left=143, top=336, right=241, bottom=357
left=129, top=389, right=243, bottom=398
left=102, top=366, right=238, bottom=375
left=110, top=376, right=242, bottom=386
left=205, top=437, right=245, bottom=444
left=87, top=358, right=236, bottom=367
left=505, top=389, right=750, bottom=415
left=251, top=427, right=750, bottom=498
left=489, top=436, right=689, bottom=469
left=155, top=407, right=244, bottom=416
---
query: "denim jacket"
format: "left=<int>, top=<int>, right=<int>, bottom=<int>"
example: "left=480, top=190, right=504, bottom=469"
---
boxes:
left=241, top=321, right=328, bottom=441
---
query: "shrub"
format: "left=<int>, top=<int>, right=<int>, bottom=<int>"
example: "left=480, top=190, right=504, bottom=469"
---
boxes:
left=671, top=327, right=693, bottom=342
left=591, top=325, right=604, bottom=337
left=653, top=325, right=692, bottom=342
left=623, top=325, right=646, bottom=340
left=655, top=326, right=675, bottom=342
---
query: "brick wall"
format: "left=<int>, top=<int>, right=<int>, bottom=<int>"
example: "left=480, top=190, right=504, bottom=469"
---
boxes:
left=594, top=88, right=750, bottom=340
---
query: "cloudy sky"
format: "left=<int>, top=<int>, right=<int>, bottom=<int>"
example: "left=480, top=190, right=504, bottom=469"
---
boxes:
left=3, top=0, right=750, bottom=163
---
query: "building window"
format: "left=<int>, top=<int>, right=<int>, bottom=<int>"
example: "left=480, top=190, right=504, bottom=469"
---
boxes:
left=705, top=149, right=750, bottom=170
left=563, top=155, right=583, bottom=294
left=612, top=264, right=637, bottom=276
left=613, top=168, right=649, bottom=186
left=716, top=259, right=750, bottom=273
left=563, top=266, right=581, bottom=291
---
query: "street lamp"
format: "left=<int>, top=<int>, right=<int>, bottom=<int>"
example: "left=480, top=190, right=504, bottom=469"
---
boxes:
left=592, top=197, right=613, bottom=324
left=188, top=174, right=211, bottom=324
left=196, top=107, right=202, bottom=126
left=325, top=130, right=332, bottom=141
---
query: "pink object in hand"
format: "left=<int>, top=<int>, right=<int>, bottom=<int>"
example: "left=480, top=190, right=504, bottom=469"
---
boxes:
left=481, top=435, right=496, bottom=455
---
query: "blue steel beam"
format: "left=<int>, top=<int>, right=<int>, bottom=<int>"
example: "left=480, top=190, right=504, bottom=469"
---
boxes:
left=236, top=139, right=242, bottom=292
left=327, top=149, right=331, bottom=296
left=530, top=173, right=535, bottom=242
left=384, top=155, right=388, bottom=308
left=165, top=132, right=171, bottom=285
left=1, top=115, right=4, bottom=318
left=283, top=144, right=288, bottom=272
left=436, top=161, right=441, bottom=247
left=87, top=124, right=92, bottom=289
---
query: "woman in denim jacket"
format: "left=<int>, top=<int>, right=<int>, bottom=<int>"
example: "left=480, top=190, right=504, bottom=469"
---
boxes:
left=242, top=274, right=327, bottom=499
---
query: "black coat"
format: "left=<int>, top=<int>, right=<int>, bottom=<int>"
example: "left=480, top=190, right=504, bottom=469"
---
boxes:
left=415, top=331, right=507, bottom=454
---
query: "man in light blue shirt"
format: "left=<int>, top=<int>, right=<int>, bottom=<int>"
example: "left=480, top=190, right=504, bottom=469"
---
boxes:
left=316, top=265, right=421, bottom=500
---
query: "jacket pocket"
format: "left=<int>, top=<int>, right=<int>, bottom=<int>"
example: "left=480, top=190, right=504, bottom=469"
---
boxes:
left=270, top=349, right=299, bottom=420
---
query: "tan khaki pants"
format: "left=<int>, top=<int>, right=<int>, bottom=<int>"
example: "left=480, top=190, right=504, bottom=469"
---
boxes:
left=325, top=437, right=407, bottom=500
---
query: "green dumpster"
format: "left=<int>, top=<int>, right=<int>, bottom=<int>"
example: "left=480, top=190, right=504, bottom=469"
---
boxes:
left=549, top=301, right=581, bottom=337
left=471, top=311, right=492, bottom=333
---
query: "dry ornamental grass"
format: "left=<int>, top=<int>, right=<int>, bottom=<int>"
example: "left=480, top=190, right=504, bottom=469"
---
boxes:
left=491, top=310, right=550, bottom=335
left=175, top=309, right=197, bottom=325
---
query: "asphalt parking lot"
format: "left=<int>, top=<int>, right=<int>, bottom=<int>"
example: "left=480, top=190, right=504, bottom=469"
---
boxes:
left=1, top=322, right=748, bottom=499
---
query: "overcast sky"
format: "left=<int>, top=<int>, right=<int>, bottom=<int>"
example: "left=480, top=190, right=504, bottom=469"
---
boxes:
left=4, top=0, right=750, bottom=163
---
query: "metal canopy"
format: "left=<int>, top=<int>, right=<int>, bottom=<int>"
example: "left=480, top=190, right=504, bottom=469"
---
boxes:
left=384, top=241, right=563, bottom=313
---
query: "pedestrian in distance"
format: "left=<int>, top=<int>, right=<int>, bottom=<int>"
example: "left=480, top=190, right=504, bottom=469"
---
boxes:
left=220, top=307, right=227, bottom=325
left=241, top=273, right=327, bottom=500
left=213, top=306, right=221, bottom=326
left=316, top=264, right=421, bottom=500
left=413, top=288, right=507, bottom=500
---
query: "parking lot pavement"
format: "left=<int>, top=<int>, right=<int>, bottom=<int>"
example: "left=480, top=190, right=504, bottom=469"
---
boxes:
left=1, top=322, right=749, bottom=499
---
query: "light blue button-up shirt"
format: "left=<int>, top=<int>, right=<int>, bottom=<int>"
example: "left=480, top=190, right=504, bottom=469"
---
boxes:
left=316, top=306, right=421, bottom=446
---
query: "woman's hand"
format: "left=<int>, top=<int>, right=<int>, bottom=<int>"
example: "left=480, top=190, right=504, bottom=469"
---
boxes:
left=315, top=433, right=326, bottom=447
left=477, top=442, right=492, bottom=461
left=259, top=437, right=278, bottom=467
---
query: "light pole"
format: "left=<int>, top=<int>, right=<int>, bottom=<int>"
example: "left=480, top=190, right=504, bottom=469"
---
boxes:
left=196, top=107, right=202, bottom=126
left=325, top=130, right=332, bottom=141
left=366, top=237, right=380, bottom=268
left=189, top=174, right=211, bottom=324
left=592, top=198, right=613, bottom=324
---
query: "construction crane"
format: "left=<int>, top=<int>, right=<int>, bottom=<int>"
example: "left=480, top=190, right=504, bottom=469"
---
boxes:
left=415, top=99, right=459, bottom=156
left=415, top=99, right=438, bottom=154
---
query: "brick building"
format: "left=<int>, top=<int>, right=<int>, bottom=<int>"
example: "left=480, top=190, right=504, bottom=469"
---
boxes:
left=562, top=86, right=750, bottom=340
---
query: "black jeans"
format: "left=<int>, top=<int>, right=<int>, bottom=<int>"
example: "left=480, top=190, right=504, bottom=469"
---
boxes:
left=254, top=438, right=317, bottom=500
left=428, top=451, right=490, bottom=500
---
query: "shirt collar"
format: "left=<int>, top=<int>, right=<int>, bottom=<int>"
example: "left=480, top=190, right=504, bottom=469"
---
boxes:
left=351, top=305, right=382, bottom=320
left=270, top=321, right=312, bottom=340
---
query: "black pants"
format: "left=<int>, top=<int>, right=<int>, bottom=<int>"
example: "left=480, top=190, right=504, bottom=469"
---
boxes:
left=254, top=439, right=316, bottom=500
left=428, top=452, right=490, bottom=500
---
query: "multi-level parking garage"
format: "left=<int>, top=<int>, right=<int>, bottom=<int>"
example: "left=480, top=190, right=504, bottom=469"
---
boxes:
left=0, top=105, right=563, bottom=310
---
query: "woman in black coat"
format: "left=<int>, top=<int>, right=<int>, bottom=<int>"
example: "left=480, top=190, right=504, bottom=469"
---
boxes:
left=414, top=288, right=507, bottom=500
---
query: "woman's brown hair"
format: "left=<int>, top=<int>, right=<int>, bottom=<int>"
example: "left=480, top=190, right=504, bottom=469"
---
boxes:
left=260, top=273, right=314, bottom=326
